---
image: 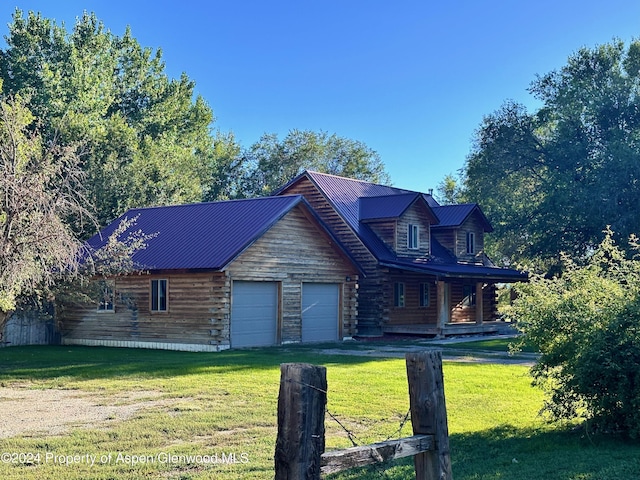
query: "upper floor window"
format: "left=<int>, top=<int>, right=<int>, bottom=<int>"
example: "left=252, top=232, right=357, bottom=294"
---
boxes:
left=393, top=282, right=405, bottom=308
left=151, top=279, right=168, bottom=312
left=466, top=231, right=475, bottom=255
left=408, top=224, right=419, bottom=250
left=97, top=279, right=114, bottom=312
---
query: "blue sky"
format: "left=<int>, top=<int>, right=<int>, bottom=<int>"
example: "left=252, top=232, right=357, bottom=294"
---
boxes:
left=5, top=1, right=640, bottom=193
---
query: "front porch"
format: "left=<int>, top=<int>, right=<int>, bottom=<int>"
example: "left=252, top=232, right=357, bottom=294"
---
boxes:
left=382, top=320, right=517, bottom=337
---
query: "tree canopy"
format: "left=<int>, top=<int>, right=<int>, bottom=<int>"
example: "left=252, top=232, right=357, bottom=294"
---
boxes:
left=1, top=10, right=390, bottom=226
left=464, top=39, right=640, bottom=271
left=219, top=129, right=391, bottom=199
left=1, top=9, right=216, bottom=231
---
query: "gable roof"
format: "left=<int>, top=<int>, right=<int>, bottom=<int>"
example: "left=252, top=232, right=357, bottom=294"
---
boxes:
left=86, top=195, right=359, bottom=273
left=277, top=171, right=525, bottom=280
left=432, top=204, right=493, bottom=232
left=359, top=192, right=439, bottom=224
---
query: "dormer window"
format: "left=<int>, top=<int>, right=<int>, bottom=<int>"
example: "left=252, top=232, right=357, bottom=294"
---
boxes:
left=408, top=224, right=419, bottom=250
left=466, top=231, right=475, bottom=255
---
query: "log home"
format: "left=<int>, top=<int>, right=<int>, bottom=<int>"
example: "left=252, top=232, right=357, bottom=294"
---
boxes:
left=59, top=195, right=361, bottom=351
left=275, top=171, right=526, bottom=336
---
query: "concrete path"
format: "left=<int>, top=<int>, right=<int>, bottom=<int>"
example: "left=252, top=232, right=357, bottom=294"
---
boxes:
left=312, top=334, right=539, bottom=366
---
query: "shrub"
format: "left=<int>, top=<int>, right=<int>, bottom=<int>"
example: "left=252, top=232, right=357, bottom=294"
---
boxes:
left=510, top=229, right=640, bottom=437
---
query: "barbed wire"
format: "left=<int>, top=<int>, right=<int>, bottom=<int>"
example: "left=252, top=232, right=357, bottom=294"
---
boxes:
left=285, top=377, right=413, bottom=479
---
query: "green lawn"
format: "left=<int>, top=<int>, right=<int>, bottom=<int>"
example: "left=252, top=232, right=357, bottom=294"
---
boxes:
left=0, top=344, right=638, bottom=479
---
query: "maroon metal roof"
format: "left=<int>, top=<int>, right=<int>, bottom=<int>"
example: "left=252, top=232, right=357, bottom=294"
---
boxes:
left=86, top=195, right=325, bottom=271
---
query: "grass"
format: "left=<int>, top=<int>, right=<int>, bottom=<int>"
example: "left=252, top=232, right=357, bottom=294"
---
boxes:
left=0, top=343, right=638, bottom=479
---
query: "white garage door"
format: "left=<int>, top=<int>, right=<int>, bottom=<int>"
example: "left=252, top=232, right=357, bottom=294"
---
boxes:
left=231, top=281, right=278, bottom=348
left=302, top=283, right=340, bottom=343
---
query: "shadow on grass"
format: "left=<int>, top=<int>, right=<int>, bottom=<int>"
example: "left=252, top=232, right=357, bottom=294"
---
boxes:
left=0, top=344, right=399, bottom=383
left=326, top=425, right=640, bottom=480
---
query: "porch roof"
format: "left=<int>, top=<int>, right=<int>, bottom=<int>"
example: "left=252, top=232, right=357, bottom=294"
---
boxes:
left=379, top=258, right=527, bottom=281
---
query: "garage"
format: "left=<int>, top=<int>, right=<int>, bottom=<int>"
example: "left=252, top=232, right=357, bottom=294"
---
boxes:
left=231, top=281, right=279, bottom=347
left=302, top=283, right=340, bottom=342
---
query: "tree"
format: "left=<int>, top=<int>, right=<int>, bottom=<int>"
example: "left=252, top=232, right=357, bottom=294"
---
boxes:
left=238, top=129, right=391, bottom=197
left=509, top=229, right=640, bottom=438
left=464, top=40, right=640, bottom=271
left=0, top=93, right=90, bottom=332
left=0, top=10, right=216, bottom=230
left=435, top=173, right=464, bottom=205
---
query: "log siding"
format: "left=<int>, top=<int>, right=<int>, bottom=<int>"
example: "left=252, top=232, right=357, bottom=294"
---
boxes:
left=59, top=204, right=359, bottom=350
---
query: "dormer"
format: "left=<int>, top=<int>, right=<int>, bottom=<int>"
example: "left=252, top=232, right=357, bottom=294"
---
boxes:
left=359, top=193, right=439, bottom=260
left=431, top=204, right=493, bottom=264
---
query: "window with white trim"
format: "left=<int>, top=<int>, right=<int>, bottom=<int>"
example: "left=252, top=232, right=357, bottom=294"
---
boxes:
left=151, top=279, right=168, bottom=312
left=408, top=224, right=419, bottom=250
left=393, top=282, right=405, bottom=308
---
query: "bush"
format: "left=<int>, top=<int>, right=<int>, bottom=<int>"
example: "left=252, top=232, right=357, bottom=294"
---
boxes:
left=510, top=229, right=640, bottom=437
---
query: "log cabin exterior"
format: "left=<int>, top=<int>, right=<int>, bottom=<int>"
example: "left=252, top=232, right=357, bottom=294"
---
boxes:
left=58, top=195, right=361, bottom=351
left=275, top=171, right=526, bottom=337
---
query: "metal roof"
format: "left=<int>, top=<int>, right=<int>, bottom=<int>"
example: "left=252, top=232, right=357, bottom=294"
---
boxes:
left=280, top=171, right=522, bottom=280
left=432, top=204, right=493, bottom=232
left=86, top=195, right=334, bottom=271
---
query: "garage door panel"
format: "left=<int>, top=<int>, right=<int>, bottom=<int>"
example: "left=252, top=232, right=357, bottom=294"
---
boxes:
left=232, top=281, right=278, bottom=348
left=302, top=283, right=339, bottom=343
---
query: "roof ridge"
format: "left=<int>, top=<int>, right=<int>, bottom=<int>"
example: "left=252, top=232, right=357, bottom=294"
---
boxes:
left=306, top=170, right=419, bottom=194
left=121, top=194, right=302, bottom=213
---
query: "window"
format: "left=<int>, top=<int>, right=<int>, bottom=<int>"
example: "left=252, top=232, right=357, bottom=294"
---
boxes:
left=97, top=280, right=114, bottom=312
left=420, top=283, right=430, bottom=307
left=462, top=284, right=476, bottom=307
left=408, top=224, right=419, bottom=250
left=151, top=279, right=168, bottom=312
left=466, top=231, right=475, bottom=255
left=393, top=282, right=405, bottom=308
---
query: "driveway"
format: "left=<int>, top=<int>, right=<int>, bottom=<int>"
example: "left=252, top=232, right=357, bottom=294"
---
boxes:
left=311, top=334, right=539, bottom=366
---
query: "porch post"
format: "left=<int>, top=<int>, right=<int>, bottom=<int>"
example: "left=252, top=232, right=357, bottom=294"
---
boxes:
left=475, top=282, right=484, bottom=325
left=436, top=281, right=449, bottom=337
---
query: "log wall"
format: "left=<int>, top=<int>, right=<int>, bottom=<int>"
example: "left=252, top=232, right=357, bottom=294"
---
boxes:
left=226, top=205, right=359, bottom=342
left=59, top=204, right=359, bottom=349
left=279, top=178, right=385, bottom=335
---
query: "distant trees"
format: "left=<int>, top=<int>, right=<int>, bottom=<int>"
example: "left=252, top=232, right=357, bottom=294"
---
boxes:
left=435, top=173, right=463, bottom=205
left=464, top=40, right=640, bottom=271
left=226, top=130, right=390, bottom=199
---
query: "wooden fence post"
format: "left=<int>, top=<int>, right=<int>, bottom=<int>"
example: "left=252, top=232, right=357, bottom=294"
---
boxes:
left=275, top=363, right=327, bottom=480
left=406, top=351, right=453, bottom=480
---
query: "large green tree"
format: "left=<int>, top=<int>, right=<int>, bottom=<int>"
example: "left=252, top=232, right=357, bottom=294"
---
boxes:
left=234, top=129, right=391, bottom=198
left=0, top=10, right=216, bottom=230
left=464, top=40, right=640, bottom=271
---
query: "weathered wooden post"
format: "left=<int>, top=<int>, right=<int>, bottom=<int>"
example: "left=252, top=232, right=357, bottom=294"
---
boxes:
left=406, top=351, right=453, bottom=480
left=275, top=363, right=327, bottom=480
